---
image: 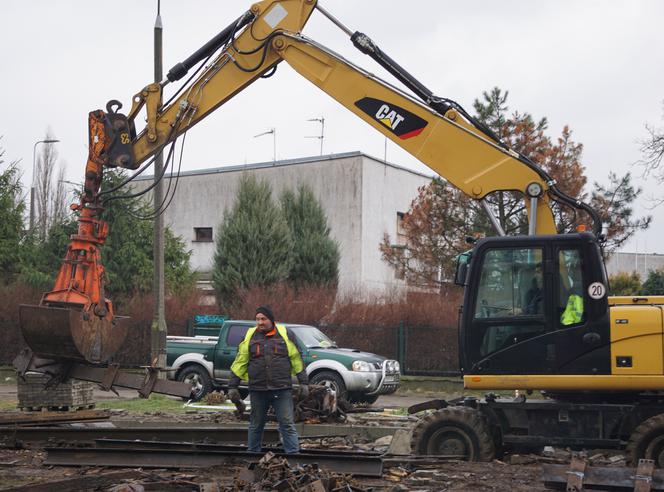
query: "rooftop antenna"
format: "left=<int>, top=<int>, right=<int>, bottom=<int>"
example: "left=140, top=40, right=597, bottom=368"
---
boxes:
left=306, top=117, right=325, bottom=156
left=254, top=128, right=276, bottom=162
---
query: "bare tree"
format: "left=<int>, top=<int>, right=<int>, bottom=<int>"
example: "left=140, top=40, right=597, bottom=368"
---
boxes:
left=51, top=165, right=68, bottom=225
left=34, top=131, right=68, bottom=240
left=639, top=101, right=664, bottom=206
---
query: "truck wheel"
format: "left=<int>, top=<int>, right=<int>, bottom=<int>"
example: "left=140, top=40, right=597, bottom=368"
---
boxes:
left=411, top=407, right=495, bottom=461
left=348, top=392, right=379, bottom=405
left=627, top=414, right=664, bottom=467
left=178, top=365, right=212, bottom=402
left=310, top=371, right=347, bottom=401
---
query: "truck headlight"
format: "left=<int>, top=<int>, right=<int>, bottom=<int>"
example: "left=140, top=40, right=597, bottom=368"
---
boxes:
left=352, top=360, right=372, bottom=372
left=393, top=361, right=400, bottom=372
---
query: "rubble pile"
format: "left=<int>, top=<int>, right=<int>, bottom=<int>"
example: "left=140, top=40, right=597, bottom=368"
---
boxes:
left=293, top=385, right=345, bottom=424
left=508, top=447, right=627, bottom=466
left=227, top=451, right=369, bottom=492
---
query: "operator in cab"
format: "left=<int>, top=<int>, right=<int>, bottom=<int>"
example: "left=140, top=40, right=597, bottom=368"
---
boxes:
left=228, top=306, right=309, bottom=454
left=523, top=263, right=544, bottom=315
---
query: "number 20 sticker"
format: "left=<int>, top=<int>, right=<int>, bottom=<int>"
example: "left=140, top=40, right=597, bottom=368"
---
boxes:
left=588, top=282, right=606, bottom=299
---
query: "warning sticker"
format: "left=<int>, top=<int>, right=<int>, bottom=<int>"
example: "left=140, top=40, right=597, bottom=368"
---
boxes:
left=263, top=4, right=288, bottom=29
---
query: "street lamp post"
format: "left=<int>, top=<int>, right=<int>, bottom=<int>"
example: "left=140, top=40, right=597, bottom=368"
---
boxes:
left=30, top=139, right=60, bottom=232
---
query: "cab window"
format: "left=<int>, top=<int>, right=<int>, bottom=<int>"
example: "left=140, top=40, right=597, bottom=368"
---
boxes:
left=473, top=247, right=548, bottom=358
left=474, top=248, right=544, bottom=319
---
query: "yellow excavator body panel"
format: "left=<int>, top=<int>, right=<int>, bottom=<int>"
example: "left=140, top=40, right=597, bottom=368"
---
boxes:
left=464, top=374, right=664, bottom=392
left=465, top=301, right=664, bottom=391
left=608, top=296, right=664, bottom=306
left=610, top=305, right=664, bottom=375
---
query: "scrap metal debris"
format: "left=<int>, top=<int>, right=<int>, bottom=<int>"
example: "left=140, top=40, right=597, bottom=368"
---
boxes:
left=294, top=385, right=344, bottom=423
left=0, top=409, right=110, bottom=426
left=1, top=470, right=147, bottom=492
left=227, top=451, right=369, bottom=492
left=542, top=457, right=664, bottom=491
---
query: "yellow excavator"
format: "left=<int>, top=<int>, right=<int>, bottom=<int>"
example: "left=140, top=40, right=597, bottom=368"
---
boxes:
left=17, top=0, right=664, bottom=464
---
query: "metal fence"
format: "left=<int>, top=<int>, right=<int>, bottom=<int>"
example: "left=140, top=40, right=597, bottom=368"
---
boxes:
left=324, top=322, right=460, bottom=376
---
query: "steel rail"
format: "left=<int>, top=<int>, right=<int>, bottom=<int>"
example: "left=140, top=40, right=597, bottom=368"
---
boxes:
left=44, top=445, right=384, bottom=477
left=0, top=425, right=267, bottom=444
left=0, top=423, right=400, bottom=446
left=94, top=438, right=381, bottom=456
left=0, top=410, right=110, bottom=427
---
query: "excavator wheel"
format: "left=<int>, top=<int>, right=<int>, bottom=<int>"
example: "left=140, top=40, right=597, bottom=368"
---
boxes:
left=626, top=414, right=664, bottom=467
left=411, top=406, right=495, bottom=461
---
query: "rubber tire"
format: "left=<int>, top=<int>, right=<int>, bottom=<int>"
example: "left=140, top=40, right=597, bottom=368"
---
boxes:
left=626, top=414, right=664, bottom=467
left=348, top=392, right=379, bottom=405
left=310, top=371, right=347, bottom=401
left=411, top=406, right=495, bottom=461
left=178, top=365, right=212, bottom=402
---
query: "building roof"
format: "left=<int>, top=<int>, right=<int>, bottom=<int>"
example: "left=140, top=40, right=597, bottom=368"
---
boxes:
left=134, top=151, right=434, bottom=181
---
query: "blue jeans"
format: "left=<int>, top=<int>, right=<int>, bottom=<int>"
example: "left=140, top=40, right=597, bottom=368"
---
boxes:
left=248, top=389, right=299, bottom=454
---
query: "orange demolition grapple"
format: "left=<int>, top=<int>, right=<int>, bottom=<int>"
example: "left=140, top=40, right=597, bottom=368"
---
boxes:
left=20, top=107, right=135, bottom=364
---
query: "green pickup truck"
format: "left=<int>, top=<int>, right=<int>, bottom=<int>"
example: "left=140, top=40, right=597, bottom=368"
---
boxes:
left=166, top=318, right=400, bottom=403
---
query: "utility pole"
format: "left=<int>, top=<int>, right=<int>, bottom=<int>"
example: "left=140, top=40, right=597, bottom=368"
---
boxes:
left=151, top=0, right=167, bottom=374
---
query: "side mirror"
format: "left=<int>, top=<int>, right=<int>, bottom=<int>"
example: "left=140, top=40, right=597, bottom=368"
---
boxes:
left=455, top=261, right=468, bottom=286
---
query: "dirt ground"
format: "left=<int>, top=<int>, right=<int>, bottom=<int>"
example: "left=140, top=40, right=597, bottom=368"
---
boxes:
left=0, top=418, right=561, bottom=492
left=0, top=446, right=550, bottom=491
left=0, top=384, right=606, bottom=491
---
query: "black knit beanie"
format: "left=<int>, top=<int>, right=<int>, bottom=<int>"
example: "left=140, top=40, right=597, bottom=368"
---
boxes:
left=255, top=306, right=275, bottom=324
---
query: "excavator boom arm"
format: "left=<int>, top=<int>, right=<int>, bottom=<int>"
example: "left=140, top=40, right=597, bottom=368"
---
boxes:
left=122, top=0, right=600, bottom=236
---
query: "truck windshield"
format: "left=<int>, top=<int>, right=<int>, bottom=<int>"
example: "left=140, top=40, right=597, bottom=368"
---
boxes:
left=289, top=326, right=337, bottom=348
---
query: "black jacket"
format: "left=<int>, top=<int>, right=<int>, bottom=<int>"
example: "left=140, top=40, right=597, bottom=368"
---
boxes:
left=229, top=328, right=308, bottom=391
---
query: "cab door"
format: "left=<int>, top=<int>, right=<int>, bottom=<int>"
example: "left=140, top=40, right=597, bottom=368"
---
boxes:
left=553, top=245, right=612, bottom=375
left=463, top=245, right=557, bottom=375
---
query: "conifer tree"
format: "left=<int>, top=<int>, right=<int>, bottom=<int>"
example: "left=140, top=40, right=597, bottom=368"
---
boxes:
left=20, top=169, right=195, bottom=302
left=642, top=269, right=664, bottom=296
left=0, top=138, right=25, bottom=284
left=281, top=184, right=339, bottom=287
left=213, top=175, right=293, bottom=307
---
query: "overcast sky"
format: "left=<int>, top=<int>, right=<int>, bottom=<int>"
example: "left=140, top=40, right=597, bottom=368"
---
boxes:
left=2, top=1, right=663, bottom=255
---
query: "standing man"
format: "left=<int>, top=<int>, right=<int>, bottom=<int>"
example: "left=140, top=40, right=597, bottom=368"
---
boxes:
left=228, top=306, right=309, bottom=454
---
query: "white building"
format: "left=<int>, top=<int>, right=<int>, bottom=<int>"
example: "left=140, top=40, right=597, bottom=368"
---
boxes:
left=134, top=151, right=431, bottom=295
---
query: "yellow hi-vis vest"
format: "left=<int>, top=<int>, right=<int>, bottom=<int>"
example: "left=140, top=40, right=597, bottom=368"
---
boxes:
left=561, top=294, right=584, bottom=326
left=230, top=324, right=304, bottom=381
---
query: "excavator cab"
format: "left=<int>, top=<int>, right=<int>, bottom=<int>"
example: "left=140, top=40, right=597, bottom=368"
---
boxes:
left=458, top=233, right=611, bottom=382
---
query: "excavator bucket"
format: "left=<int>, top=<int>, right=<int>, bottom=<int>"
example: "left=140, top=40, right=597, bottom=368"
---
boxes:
left=19, top=304, right=129, bottom=364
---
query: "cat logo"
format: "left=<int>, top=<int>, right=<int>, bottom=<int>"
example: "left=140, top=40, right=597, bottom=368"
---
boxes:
left=376, top=104, right=405, bottom=131
left=355, top=97, right=428, bottom=140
